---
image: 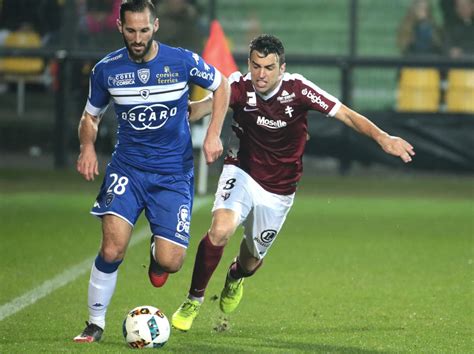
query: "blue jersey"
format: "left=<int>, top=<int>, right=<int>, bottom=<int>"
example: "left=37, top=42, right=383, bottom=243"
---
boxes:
left=86, top=43, right=222, bottom=173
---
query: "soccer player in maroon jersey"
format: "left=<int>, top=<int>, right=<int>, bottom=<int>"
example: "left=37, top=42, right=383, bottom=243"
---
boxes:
left=171, top=34, right=415, bottom=331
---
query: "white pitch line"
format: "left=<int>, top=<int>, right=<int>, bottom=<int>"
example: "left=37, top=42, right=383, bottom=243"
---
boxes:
left=0, top=196, right=210, bottom=322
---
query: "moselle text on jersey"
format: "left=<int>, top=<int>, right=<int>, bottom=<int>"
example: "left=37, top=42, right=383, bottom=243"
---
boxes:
left=225, top=71, right=342, bottom=195
left=86, top=43, right=222, bottom=174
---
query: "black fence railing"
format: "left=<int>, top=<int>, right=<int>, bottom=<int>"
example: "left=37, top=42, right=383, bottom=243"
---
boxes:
left=0, top=47, right=473, bottom=168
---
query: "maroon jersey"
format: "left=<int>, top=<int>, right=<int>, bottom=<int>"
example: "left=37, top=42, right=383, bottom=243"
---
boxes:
left=225, top=71, right=341, bottom=195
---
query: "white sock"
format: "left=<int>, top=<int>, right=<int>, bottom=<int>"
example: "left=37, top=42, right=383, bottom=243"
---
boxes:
left=188, top=294, right=204, bottom=304
left=87, top=263, right=118, bottom=329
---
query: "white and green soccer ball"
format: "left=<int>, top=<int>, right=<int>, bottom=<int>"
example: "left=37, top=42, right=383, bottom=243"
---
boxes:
left=122, top=305, right=170, bottom=349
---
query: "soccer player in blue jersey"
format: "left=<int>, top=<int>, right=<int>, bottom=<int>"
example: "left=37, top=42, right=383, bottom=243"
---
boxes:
left=73, top=0, right=230, bottom=343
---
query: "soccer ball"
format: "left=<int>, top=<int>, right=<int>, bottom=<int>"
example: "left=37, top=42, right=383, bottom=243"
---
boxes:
left=122, top=305, right=170, bottom=349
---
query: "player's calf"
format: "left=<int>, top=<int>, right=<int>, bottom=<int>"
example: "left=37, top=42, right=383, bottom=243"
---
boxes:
left=148, top=236, right=169, bottom=287
left=219, top=259, right=263, bottom=313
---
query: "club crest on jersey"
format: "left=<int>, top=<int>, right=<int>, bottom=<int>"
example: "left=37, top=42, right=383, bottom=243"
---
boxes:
left=139, top=89, right=150, bottom=100
left=105, top=193, right=114, bottom=207
left=221, top=192, right=231, bottom=201
left=284, top=105, right=294, bottom=117
left=121, top=103, right=178, bottom=130
left=137, top=68, right=150, bottom=84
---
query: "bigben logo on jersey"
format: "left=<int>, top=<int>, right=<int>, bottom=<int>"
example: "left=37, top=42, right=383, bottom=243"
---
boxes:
left=121, top=104, right=177, bottom=130
left=301, top=88, right=329, bottom=110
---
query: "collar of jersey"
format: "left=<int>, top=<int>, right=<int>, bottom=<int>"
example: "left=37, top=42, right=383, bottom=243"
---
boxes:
left=254, top=79, right=283, bottom=101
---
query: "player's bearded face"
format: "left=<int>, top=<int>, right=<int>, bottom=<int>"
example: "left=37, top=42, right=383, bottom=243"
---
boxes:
left=120, top=10, right=158, bottom=62
left=249, top=51, right=285, bottom=95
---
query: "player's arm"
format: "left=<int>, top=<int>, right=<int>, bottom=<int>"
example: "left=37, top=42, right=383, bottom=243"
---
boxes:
left=188, top=94, right=213, bottom=123
left=77, top=111, right=101, bottom=181
left=203, top=75, right=231, bottom=164
left=333, top=104, right=415, bottom=163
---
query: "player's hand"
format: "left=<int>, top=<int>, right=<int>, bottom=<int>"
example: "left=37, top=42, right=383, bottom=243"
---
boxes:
left=203, top=133, right=223, bottom=164
left=77, top=144, right=99, bottom=181
left=379, top=135, right=415, bottom=163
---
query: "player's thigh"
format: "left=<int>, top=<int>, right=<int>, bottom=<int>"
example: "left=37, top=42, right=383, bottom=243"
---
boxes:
left=100, top=214, right=133, bottom=261
left=212, top=165, right=253, bottom=229
left=153, top=237, right=187, bottom=272
left=91, top=161, right=144, bottom=227
left=243, top=191, right=294, bottom=259
left=208, top=208, right=240, bottom=245
left=145, top=171, right=194, bottom=249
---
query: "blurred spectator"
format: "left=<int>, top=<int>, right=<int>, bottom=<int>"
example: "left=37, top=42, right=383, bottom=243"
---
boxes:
left=397, top=0, right=443, bottom=56
left=84, top=0, right=120, bottom=34
left=157, top=0, right=205, bottom=53
left=440, top=0, right=458, bottom=25
left=76, top=0, right=122, bottom=51
left=0, top=0, right=62, bottom=46
left=443, top=0, right=474, bottom=58
left=246, top=12, right=262, bottom=45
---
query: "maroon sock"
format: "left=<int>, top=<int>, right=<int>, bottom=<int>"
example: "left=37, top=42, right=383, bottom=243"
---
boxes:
left=189, top=233, right=224, bottom=298
left=229, top=259, right=263, bottom=280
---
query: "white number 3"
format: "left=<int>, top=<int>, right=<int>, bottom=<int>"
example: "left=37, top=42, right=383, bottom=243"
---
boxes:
left=107, top=173, right=129, bottom=195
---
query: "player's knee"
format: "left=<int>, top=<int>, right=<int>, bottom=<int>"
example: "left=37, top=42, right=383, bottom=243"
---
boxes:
left=100, top=247, right=126, bottom=263
left=162, top=263, right=181, bottom=274
left=208, top=226, right=233, bottom=246
left=158, top=257, right=184, bottom=274
left=152, top=241, right=186, bottom=275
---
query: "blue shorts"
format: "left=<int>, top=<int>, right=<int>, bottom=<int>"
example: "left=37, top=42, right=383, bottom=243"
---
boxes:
left=91, top=159, right=194, bottom=248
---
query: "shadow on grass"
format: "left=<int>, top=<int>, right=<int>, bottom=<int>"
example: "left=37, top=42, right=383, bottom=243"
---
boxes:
left=2, top=326, right=397, bottom=353
left=165, top=324, right=399, bottom=353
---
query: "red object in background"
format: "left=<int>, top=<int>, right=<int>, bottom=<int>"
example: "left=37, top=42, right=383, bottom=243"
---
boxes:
left=201, top=20, right=238, bottom=77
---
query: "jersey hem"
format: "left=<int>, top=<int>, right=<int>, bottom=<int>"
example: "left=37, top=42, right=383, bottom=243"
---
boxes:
left=154, top=235, right=188, bottom=249
left=223, top=163, right=297, bottom=195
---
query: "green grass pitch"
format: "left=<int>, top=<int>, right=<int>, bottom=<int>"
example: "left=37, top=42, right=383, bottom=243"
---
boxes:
left=0, top=169, right=472, bottom=353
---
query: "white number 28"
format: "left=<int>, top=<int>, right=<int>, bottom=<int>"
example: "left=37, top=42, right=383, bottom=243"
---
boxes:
left=107, top=173, right=129, bottom=195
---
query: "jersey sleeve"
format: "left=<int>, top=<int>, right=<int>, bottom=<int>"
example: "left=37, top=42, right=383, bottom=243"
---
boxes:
left=85, top=62, right=110, bottom=117
left=183, top=49, right=222, bottom=92
left=294, top=74, right=341, bottom=117
left=228, top=71, right=245, bottom=110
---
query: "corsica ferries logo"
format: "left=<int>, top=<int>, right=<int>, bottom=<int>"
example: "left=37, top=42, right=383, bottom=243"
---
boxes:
left=121, top=104, right=177, bottom=130
left=156, top=66, right=179, bottom=84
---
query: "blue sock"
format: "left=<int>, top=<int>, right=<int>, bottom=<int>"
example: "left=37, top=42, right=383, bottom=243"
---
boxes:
left=94, top=254, right=122, bottom=273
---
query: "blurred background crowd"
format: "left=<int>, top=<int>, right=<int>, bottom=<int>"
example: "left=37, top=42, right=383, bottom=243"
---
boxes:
left=0, top=0, right=472, bottom=174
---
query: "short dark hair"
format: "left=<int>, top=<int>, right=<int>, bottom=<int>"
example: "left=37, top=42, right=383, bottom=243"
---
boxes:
left=120, top=0, right=157, bottom=23
left=249, top=34, right=285, bottom=65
